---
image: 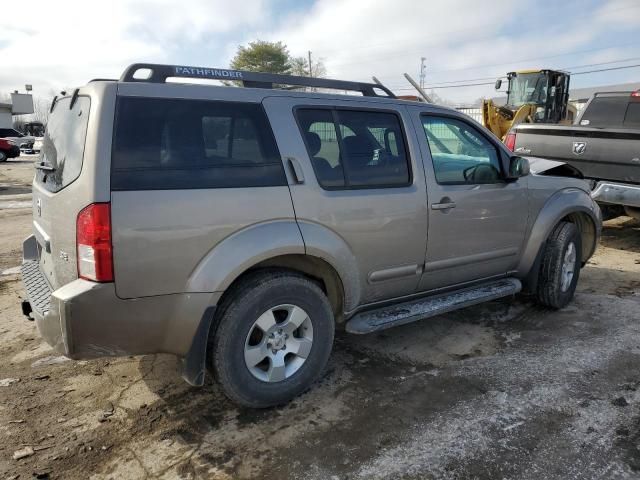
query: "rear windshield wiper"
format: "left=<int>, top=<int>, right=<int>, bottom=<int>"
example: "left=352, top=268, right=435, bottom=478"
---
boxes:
left=35, top=161, right=56, bottom=172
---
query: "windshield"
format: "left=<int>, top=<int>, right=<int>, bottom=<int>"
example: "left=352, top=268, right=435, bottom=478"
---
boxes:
left=507, top=73, right=549, bottom=107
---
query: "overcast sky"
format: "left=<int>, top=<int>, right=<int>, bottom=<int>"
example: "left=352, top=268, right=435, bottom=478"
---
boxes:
left=1, top=0, right=639, bottom=104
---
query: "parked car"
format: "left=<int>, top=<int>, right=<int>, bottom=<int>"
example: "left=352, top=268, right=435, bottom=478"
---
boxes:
left=21, top=122, right=45, bottom=153
left=0, top=137, right=20, bottom=162
left=0, top=127, right=35, bottom=151
left=507, top=90, right=640, bottom=220
left=21, top=64, right=601, bottom=408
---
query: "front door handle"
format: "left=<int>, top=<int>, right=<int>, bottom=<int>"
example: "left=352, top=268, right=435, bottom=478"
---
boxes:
left=431, top=197, right=456, bottom=211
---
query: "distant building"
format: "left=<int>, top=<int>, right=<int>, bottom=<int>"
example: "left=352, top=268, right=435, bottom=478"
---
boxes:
left=0, top=92, right=34, bottom=128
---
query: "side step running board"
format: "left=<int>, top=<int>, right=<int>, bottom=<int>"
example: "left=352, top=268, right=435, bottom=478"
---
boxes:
left=346, top=278, right=522, bottom=334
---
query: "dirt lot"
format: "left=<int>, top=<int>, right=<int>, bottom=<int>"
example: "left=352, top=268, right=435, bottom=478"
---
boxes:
left=1, top=157, right=640, bottom=479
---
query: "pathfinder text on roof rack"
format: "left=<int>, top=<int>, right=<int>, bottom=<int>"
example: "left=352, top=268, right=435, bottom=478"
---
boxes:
left=174, top=66, right=243, bottom=79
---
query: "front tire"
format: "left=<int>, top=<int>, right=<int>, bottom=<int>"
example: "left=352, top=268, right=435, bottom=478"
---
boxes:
left=536, top=222, right=582, bottom=309
left=0, top=151, right=7, bottom=162
left=209, top=270, right=335, bottom=408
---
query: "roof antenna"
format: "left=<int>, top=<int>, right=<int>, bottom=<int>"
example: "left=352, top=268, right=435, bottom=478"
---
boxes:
left=403, top=73, right=433, bottom=103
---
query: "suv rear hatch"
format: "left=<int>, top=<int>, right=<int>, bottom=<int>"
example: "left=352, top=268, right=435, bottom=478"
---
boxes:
left=32, top=94, right=92, bottom=290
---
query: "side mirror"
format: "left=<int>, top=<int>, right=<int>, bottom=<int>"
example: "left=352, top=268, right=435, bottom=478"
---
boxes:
left=507, top=156, right=530, bottom=180
left=494, top=79, right=502, bottom=90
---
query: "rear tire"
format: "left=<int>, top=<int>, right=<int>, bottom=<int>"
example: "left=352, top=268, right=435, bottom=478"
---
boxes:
left=536, top=222, right=581, bottom=309
left=209, top=270, right=334, bottom=408
left=0, top=151, right=7, bottom=162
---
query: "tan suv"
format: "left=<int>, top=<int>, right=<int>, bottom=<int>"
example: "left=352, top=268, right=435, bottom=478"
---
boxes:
left=22, top=63, right=601, bottom=408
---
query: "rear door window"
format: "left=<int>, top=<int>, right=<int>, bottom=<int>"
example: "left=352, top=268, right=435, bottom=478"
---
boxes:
left=112, top=97, right=285, bottom=190
left=296, top=108, right=411, bottom=189
left=36, top=96, right=91, bottom=193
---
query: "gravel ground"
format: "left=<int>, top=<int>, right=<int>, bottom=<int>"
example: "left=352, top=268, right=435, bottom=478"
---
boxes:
left=1, top=157, right=640, bottom=479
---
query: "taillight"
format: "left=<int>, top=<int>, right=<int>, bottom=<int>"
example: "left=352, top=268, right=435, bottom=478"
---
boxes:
left=504, top=131, right=517, bottom=151
left=76, top=203, right=113, bottom=282
left=631, top=91, right=640, bottom=98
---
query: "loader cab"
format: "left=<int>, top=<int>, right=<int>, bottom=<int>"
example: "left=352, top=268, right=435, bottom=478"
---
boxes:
left=504, top=70, right=571, bottom=123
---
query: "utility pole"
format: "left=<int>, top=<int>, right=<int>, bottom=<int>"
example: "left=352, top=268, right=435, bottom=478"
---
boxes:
left=419, top=57, right=426, bottom=90
left=308, top=50, right=313, bottom=77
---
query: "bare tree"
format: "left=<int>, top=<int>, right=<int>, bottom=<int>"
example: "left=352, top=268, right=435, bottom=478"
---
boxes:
left=30, top=96, right=51, bottom=124
left=12, top=96, right=53, bottom=133
left=290, top=56, right=327, bottom=78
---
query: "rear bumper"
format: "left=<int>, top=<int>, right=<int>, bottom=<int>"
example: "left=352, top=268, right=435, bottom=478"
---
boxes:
left=21, top=235, right=217, bottom=360
left=592, top=181, right=640, bottom=208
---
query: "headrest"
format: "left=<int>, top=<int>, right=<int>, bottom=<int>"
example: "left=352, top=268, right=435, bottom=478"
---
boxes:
left=305, top=131, right=322, bottom=156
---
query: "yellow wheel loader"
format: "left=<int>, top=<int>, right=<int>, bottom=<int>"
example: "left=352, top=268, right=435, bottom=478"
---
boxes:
left=482, top=69, right=576, bottom=140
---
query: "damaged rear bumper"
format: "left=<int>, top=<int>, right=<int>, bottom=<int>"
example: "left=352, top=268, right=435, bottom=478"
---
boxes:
left=592, top=181, right=640, bottom=209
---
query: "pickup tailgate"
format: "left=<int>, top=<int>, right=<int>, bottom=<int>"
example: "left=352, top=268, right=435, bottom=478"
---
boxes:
left=513, top=125, right=640, bottom=184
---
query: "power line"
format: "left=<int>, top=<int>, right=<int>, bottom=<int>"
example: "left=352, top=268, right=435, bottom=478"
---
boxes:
left=571, top=63, right=640, bottom=75
left=391, top=63, right=640, bottom=91
left=390, top=40, right=640, bottom=78
left=364, top=40, right=640, bottom=90
left=564, top=56, right=640, bottom=72
left=394, top=81, right=495, bottom=91
left=387, top=56, right=640, bottom=89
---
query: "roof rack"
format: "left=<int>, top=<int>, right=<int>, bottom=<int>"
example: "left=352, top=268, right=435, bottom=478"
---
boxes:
left=120, top=63, right=396, bottom=98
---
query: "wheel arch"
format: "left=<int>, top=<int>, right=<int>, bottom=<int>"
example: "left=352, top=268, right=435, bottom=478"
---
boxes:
left=563, top=210, right=598, bottom=264
left=519, top=188, right=601, bottom=291
left=182, top=227, right=353, bottom=387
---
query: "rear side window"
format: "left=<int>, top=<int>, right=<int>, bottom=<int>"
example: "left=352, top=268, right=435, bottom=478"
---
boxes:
left=296, top=108, right=411, bottom=189
left=580, top=96, right=629, bottom=127
left=37, top=96, right=91, bottom=193
left=623, top=101, right=640, bottom=127
left=112, top=97, right=285, bottom=190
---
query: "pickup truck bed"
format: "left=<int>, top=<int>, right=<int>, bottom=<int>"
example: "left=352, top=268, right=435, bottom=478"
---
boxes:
left=511, top=125, right=640, bottom=185
left=510, top=91, right=640, bottom=217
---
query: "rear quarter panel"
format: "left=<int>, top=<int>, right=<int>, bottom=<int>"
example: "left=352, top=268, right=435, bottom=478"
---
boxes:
left=111, top=189, right=302, bottom=298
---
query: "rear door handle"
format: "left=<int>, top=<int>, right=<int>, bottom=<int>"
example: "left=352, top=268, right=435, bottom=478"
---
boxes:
left=287, top=157, right=305, bottom=184
left=33, top=221, right=51, bottom=253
